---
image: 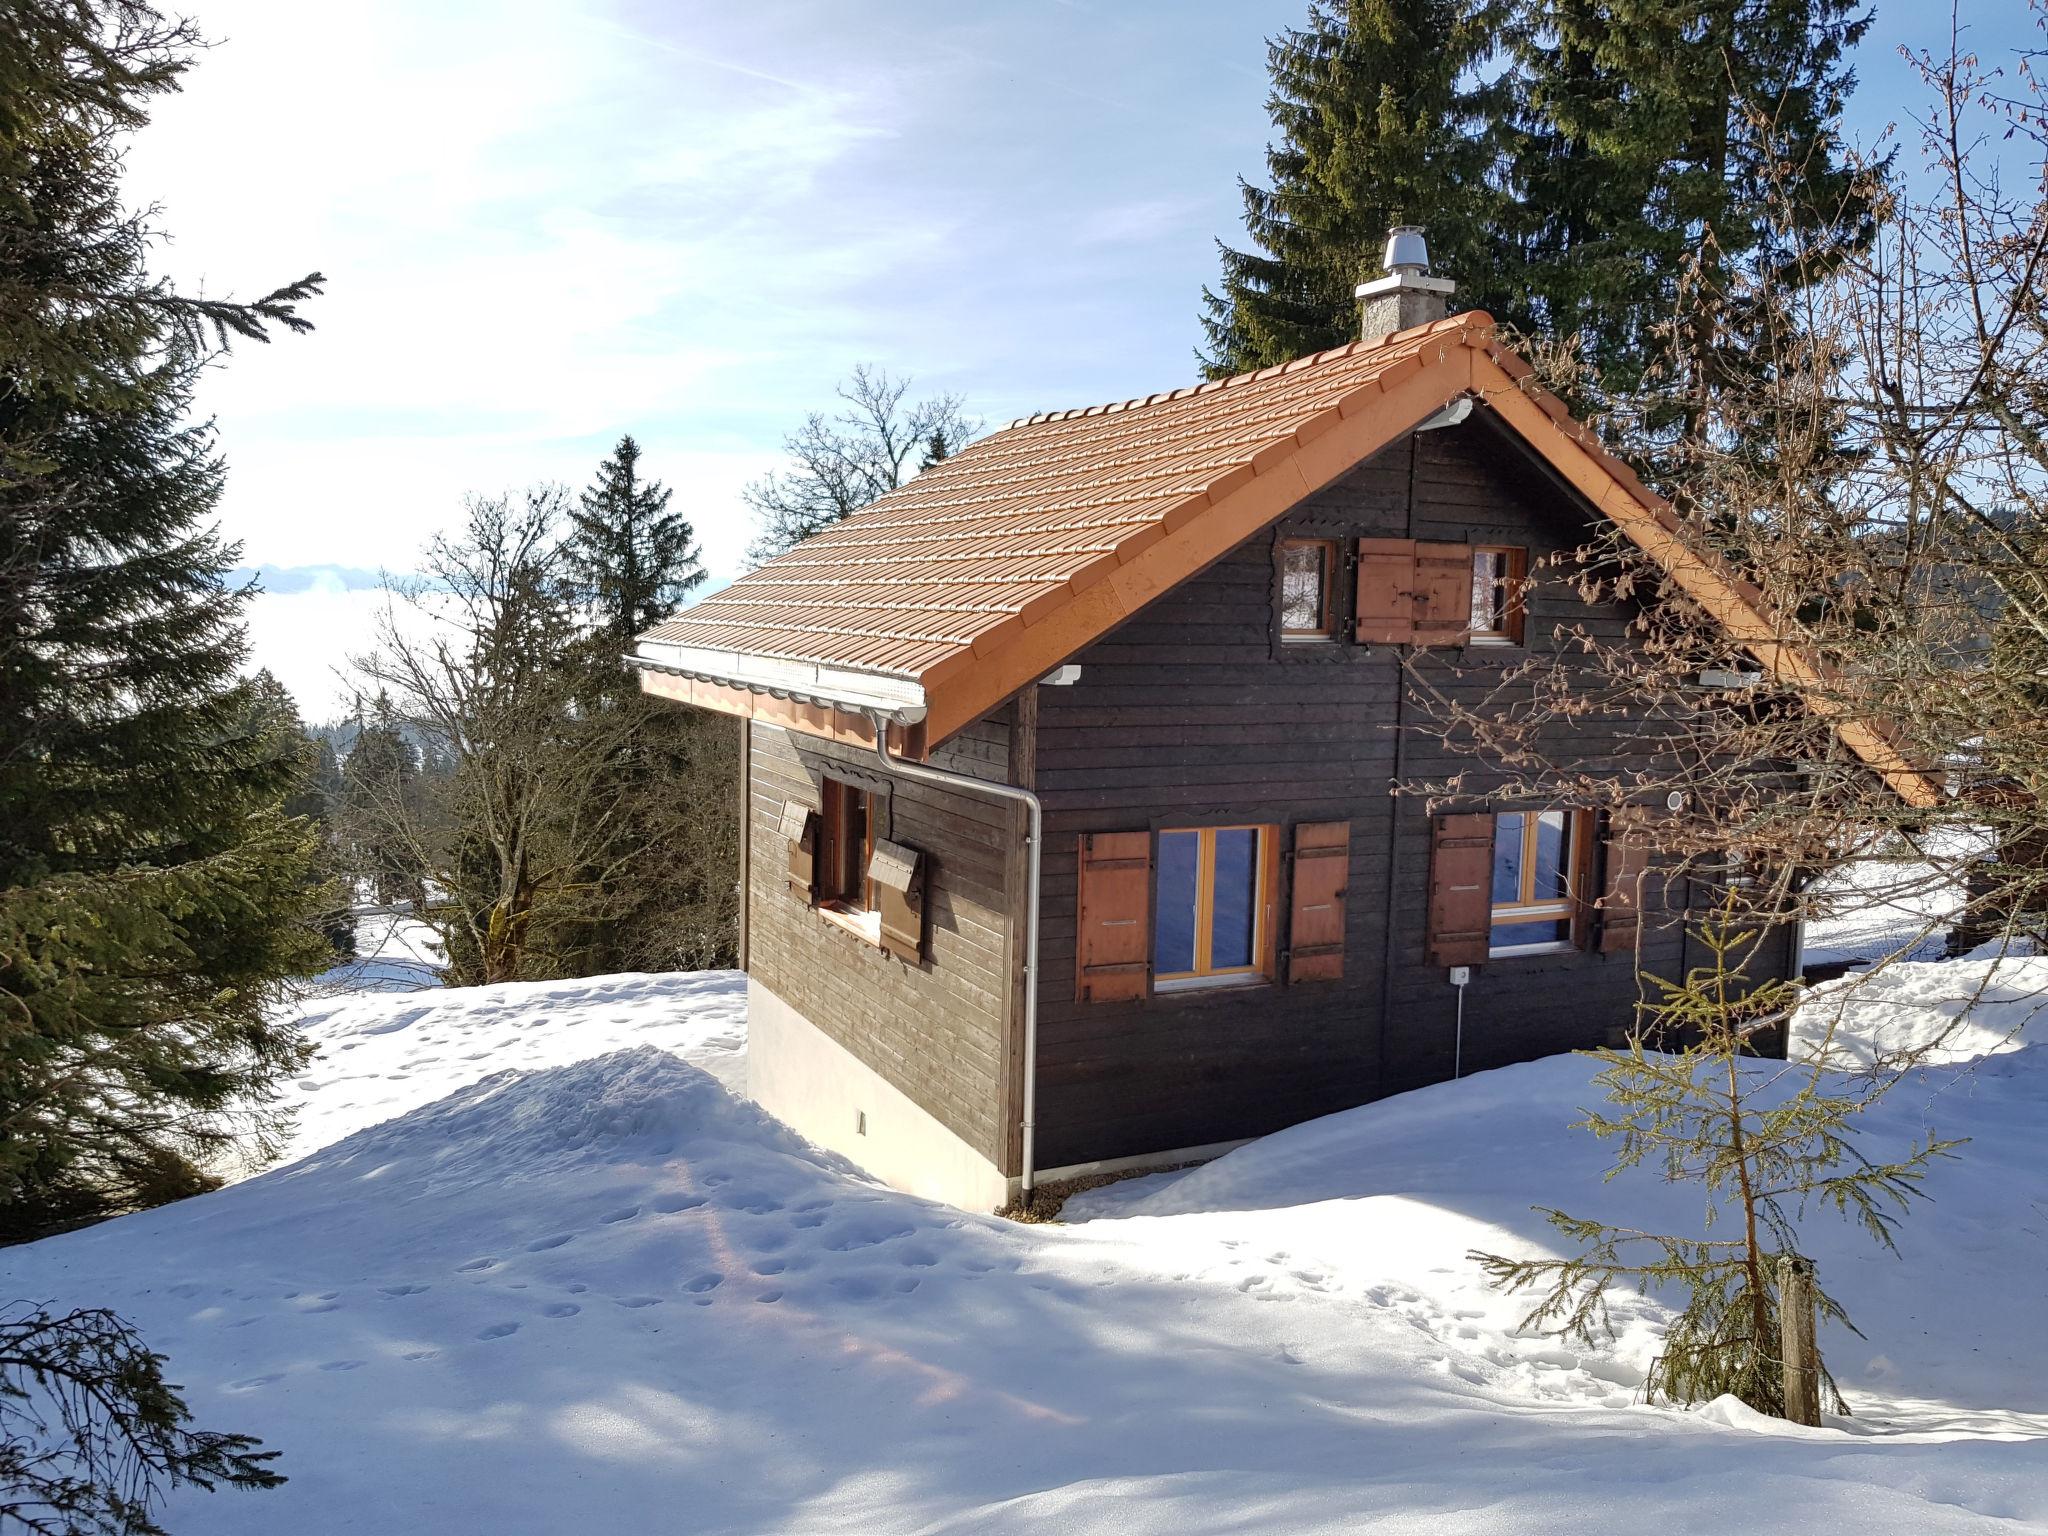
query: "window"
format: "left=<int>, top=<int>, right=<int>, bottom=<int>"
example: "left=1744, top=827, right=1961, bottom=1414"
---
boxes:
left=1278, top=539, right=1336, bottom=639
left=818, top=777, right=876, bottom=916
left=1490, top=809, right=1580, bottom=953
left=1469, top=546, right=1526, bottom=643
left=1154, top=825, right=1275, bottom=987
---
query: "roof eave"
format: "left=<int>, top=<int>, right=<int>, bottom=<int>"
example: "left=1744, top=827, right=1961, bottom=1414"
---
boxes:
left=626, top=642, right=928, bottom=726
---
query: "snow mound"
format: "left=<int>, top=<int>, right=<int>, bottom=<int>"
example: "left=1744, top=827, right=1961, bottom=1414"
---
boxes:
left=284, top=1047, right=814, bottom=1191
left=1790, top=954, right=2048, bottom=1068
left=266, top=968, right=747, bottom=1170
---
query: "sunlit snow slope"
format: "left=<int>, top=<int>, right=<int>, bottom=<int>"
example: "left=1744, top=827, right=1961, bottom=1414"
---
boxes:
left=8, top=960, right=2048, bottom=1534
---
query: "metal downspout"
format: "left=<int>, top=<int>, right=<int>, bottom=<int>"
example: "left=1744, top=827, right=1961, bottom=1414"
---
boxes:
left=869, top=713, right=1045, bottom=1205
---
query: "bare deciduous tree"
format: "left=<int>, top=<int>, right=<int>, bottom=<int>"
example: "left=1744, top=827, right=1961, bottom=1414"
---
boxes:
left=352, top=489, right=638, bottom=985
left=743, top=364, right=976, bottom=562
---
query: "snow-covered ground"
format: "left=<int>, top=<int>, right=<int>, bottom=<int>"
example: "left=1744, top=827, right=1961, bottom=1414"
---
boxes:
left=9, top=958, right=2048, bottom=1533
left=309, top=912, right=447, bottom=995
left=1800, top=826, right=1997, bottom=969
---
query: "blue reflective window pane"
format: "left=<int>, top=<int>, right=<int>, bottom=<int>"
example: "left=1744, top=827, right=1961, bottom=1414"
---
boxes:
left=1210, top=828, right=1259, bottom=970
left=1492, top=812, right=1525, bottom=903
left=1490, top=914, right=1571, bottom=950
left=1533, top=811, right=1571, bottom=900
left=1154, top=831, right=1199, bottom=975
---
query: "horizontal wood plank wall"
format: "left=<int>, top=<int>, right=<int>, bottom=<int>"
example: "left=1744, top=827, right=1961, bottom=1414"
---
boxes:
left=1031, top=416, right=1768, bottom=1170
left=746, top=712, right=1018, bottom=1168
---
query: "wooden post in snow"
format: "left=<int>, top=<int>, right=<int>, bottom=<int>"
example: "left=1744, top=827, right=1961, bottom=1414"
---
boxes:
left=1778, top=1253, right=1821, bottom=1426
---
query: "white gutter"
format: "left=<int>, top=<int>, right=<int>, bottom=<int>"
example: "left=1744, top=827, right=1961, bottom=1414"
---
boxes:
left=626, top=645, right=927, bottom=726
left=867, top=709, right=1046, bottom=1208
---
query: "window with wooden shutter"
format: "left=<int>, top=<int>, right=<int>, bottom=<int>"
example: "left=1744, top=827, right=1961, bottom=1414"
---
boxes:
left=1413, top=540, right=1475, bottom=644
left=1075, top=831, right=1152, bottom=1003
left=1469, top=546, right=1528, bottom=644
left=1427, top=812, right=1494, bottom=967
left=1286, top=820, right=1349, bottom=982
left=869, top=838, right=925, bottom=962
left=780, top=799, right=819, bottom=899
left=1489, top=809, right=1586, bottom=953
left=1599, top=806, right=1655, bottom=954
left=1354, top=538, right=1416, bottom=643
left=1278, top=538, right=1337, bottom=640
left=1356, top=539, right=1489, bottom=646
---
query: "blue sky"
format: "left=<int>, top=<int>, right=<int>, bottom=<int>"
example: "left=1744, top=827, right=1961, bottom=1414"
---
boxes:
left=124, top=0, right=2035, bottom=716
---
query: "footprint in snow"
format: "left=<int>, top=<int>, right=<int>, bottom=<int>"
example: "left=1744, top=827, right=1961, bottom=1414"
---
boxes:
left=683, top=1274, right=722, bottom=1294
left=525, top=1233, right=574, bottom=1252
left=649, top=1193, right=705, bottom=1214
left=227, top=1374, right=284, bottom=1391
left=379, top=1283, right=430, bottom=1297
left=476, top=1322, right=520, bottom=1341
left=319, top=1360, right=364, bottom=1372
left=457, top=1257, right=499, bottom=1273
left=543, top=1303, right=581, bottom=1319
left=598, top=1205, right=640, bottom=1225
left=613, top=1296, right=662, bottom=1309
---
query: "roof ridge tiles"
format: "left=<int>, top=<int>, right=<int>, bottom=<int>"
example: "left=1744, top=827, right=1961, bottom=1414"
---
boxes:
left=999, top=310, right=1496, bottom=429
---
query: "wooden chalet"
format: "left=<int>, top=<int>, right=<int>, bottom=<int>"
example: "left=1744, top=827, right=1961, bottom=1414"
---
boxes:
left=629, top=230, right=1940, bottom=1211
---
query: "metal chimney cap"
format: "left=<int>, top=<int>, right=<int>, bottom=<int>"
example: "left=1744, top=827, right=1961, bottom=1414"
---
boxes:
left=1383, top=225, right=1430, bottom=274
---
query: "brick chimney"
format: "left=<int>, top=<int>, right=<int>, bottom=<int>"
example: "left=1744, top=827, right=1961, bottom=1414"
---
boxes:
left=1356, top=225, right=1455, bottom=342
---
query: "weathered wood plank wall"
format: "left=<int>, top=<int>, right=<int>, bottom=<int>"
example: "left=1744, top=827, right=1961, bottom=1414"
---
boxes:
left=1029, top=417, right=1790, bottom=1169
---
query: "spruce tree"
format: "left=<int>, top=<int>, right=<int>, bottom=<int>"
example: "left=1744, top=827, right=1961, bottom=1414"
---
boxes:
left=560, top=440, right=737, bottom=977
left=1471, top=916, right=1959, bottom=1417
left=0, top=1, right=326, bottom=1239
left=565, top=435, right=703, bottom=652
left=1509, top=0, right=1876, bottom=456
left=1200, top=0, right=1515, bottom=376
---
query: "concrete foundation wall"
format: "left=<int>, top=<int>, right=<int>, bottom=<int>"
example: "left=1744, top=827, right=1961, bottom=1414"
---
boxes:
left=747, top=978, right=1009, bottom=1212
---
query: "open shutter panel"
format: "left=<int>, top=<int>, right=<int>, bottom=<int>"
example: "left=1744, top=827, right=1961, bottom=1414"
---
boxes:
left=1286, top=820, right=1350, bottom=982
left=869, top=838, right=925, bottom=962
left=1599, top=806, right=1654, bottom=954
left=1427, top=813, right=1494, bottom=967
left=1354, top=539, right=1417, bottom=643
left=1413, top=541, right=1474, bottom=644
left=779, top=800, right=819, bottom=900
left=1075, top=831, right=1152, bottom=1003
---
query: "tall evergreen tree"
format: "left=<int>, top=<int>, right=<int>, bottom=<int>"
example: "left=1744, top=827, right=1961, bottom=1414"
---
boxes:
left=1508, top=0, right=1877, bottom=458
left=337, top=694, right=422, bottom=910
left=560, top=441, right=737, bottom=977
left=1200, top=0, right=1515, bottom=376
left=0, top=1, right=326, bottom=1239
left=565, top=435, right=702, bottom=651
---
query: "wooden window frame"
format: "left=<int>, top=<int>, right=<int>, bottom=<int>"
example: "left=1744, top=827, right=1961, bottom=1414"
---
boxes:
left=816, top=776, right=880, bottom=941
left=1277, top=537, right=1338, bottom=642
left=1153, top=823, right=1279, bottom=990
left=1488, top=808, right=1585, bottom=956
left=1468, top=545, right=1527, bottom=645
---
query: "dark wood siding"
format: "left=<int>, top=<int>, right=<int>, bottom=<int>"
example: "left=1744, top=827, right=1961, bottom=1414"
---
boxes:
left=746, top=715, right=1020, bottom=1169
left=1030, top=415, right=1752, bottom=1169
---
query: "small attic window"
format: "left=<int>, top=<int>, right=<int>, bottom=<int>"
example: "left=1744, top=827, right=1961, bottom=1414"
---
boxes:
left=1278, top=539, right=1336, bottom=640
left=1469, top=546, right=1526, bottom=644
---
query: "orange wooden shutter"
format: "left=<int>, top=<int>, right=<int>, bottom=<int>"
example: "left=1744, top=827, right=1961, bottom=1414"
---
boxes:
left=1414, top=541, right=1474, bottom=644
left=1354, top=539, right=1417, bottom=643
left=870, top=838, right=925, bottom=962
left=1427, top=812, right=1494, bottom=967
left=779, top=800, right=819, bottom=900
left=1075, top=831, right=1152, bottom=1002
left=1287, top=820, right=1350, bottom=982
left=1599, top=806, right=1654, bottom=954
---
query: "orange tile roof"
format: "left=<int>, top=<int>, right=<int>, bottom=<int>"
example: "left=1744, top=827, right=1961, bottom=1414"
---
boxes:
left=636, top=312, right=1942, bottom=807
left=641, top=314, right=1478, bottom=679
